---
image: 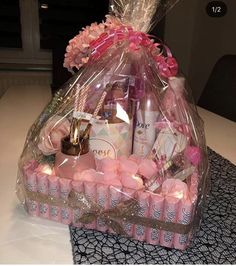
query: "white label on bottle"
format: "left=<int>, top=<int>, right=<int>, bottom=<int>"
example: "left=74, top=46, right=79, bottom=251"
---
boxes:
left=89, top=119, right=133, bottom=160
left=133, top=110, right=159, bottom=157
left=90, top=138, right=117, bottom=159
left=73, top=111, right=92, bottom=121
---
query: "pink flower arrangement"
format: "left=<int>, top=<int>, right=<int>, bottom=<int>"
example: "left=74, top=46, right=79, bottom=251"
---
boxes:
left=38, top=115, right=70, bottom=155
left=74, top=155, right=160, bottom=190
left=63, top=15, right=122, bottom=71
left=63, top=14, right=178, bottom=78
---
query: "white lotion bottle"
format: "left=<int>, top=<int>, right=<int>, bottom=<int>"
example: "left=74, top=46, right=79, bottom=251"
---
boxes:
left=133, top=90, right=159, bottom=157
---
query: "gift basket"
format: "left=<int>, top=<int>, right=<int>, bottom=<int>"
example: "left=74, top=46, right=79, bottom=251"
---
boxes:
left=16, top=0, right=209, bottom=250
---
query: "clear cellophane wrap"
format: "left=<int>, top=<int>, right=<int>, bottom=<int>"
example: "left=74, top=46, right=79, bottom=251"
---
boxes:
left=16, top=0, right=209, bottom=250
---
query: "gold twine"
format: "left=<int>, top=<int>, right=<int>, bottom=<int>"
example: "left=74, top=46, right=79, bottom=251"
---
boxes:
left=25, top=188, right=192, bottom=235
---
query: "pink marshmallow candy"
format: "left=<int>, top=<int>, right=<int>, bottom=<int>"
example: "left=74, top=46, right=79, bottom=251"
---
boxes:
left=73, top=169, right=98, bottom=182
left=161, top=178, right=189, bottom=200
left=119, top=159, right=139, bottom=175
left=129, top=154, right=142, bottom=165
left=120, top=172, right=144, bottom=190
left=103, top=172, right=122, bottom=187
left=138, top=159, right=158, bottom=179
left=74, top=169, right=122, bottom=187
left=100, top=158, right=120, bottom=174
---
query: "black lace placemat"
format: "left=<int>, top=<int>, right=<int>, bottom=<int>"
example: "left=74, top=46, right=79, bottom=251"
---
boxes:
left=69, top=148, right=236, bottom=264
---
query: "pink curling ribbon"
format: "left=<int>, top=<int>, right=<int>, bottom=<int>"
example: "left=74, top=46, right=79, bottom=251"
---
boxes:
left=155, top=55, right=178, bottom=78
left=89, top=26, right=178, bottom=78
left=154, top=39, right=178, bottom=78
left=89, top=26, right=158, bottom=59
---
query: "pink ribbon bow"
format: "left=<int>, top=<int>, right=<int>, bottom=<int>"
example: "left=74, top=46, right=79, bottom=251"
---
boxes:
left=89, top=26, right=178, bottom=78
left=155, top=55, right=178, bottom=78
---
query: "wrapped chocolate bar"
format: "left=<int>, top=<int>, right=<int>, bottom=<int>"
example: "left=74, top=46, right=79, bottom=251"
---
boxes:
left=16, top=0, right=209, bottom=250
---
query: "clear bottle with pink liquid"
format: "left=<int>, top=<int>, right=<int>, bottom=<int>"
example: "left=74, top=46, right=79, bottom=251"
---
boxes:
left=55, top=136, right=96, bottom=179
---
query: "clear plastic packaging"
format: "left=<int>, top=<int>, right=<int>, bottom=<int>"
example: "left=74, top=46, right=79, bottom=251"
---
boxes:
left=16, top=0, right=208, bottom=250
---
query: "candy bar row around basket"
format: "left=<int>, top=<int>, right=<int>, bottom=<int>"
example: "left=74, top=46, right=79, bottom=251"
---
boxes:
left=23, top=159, right=198, bottom=250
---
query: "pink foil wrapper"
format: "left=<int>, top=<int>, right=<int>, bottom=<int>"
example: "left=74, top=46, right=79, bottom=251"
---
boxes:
left=146, top=193, right=164, bottom=245
left=72, top=180, right=84, bottom=227
left=48, top=175, right=61, bottom=222
left=96, top=183, right=109, bottom=232
left=109, top=185, right=122, bottom=234
left=173, top=199, right=193, bottom=250
left=122, top=188, right=136, bottom=237
left=24, top=168, right=39, bottom=216
left=37, top=172, right=49, bottom=219
left=160, top=196, right=180, bottom=248
left=59, top=178, right=72, bottom=224
left=134, top=191, right=150, bottom=241
left=84, top=181, right=97, bottom=230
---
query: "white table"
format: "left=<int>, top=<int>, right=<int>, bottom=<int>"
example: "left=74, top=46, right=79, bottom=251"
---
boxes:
left=0, top=85, right=235, bottom=263
left=0, top=85, right=72, bottom=264
left=197, top=106, right=236, bottom=165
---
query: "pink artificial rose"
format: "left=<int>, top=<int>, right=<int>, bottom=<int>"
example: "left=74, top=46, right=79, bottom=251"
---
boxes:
left=38, top=115, right=70, bottom=155
left=63, top=22, right=106, bottom=70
